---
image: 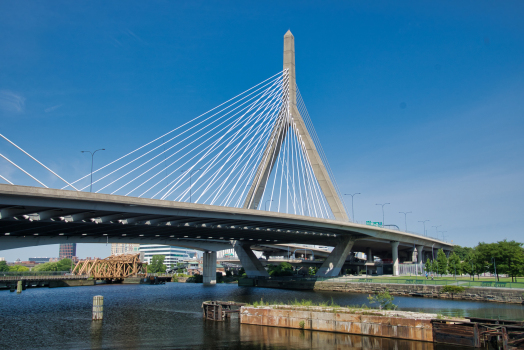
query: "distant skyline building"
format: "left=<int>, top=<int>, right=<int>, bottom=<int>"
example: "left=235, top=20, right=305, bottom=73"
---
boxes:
left=111, top=243, right=140, bottom=256
left=28, top=257, right=51, bottom=264
left=139, top=245, right=198, bottom=268
left=59, top=243, right=76, bottom=259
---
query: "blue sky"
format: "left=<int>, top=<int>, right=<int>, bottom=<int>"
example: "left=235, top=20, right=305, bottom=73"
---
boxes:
left=1, top=1, right=523, bottom=261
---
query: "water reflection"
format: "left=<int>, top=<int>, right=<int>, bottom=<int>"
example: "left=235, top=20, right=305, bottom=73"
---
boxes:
left=0, top=283, right=521, bottom=349
left=239, top=324, right=469, bottom=350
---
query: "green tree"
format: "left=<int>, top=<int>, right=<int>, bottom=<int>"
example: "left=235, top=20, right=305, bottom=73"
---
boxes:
left=9, top=265, right=29, bottom=272
left=497, top=240, right=524, bottom=282
left=453, top=245, right=474, bottom=261
left=33, top=262, right=59, bottom=271
left=436, top=249, right=448, bottom=276
left=56, top=258, right=73, bottom=272
left=448, top=252, right=461, bottom=277
left=424, top=258, right=432, bottom=274
left=476, top=242, right=499, bottom=280
left=461, top=253, right=474, bottom=280
left=268, top=262, right=293, bottom=276
left=148, top=255, right=166, bottom=273
left=0, top=261, right=9, bottom=272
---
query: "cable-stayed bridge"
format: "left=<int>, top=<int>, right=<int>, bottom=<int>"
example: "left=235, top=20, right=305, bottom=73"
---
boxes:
left=0, top=31, right=452, bottom=283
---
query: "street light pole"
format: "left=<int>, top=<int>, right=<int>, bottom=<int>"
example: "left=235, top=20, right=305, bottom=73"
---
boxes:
left=265, top=199, right=273, bottom=211
left=431, top=225, right=441, bottom=239
left=181, top=169, right=201, bottom=203
left=418, top=220, right=429, bottom=236
left=344, top=193, right=360, bottom=222
left=375, top=203, right=390, bottom=227
left=81, top=149, right=105, bottom=192
left=399, top=211, right=412, bottom=232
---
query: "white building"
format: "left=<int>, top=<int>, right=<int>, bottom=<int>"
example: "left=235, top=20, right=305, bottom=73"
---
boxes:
left=139, top=245, right=198, bottom=268
left=111, top=243, right=140, bottom=256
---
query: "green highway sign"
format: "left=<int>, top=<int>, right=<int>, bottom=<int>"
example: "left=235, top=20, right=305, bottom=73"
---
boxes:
left=366, top=221, right=383, bottom=227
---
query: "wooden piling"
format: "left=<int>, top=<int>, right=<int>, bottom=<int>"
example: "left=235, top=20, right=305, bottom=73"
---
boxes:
left=92, top=295, right=104, bottom=320
left=16, top=280, right=22, bottom=293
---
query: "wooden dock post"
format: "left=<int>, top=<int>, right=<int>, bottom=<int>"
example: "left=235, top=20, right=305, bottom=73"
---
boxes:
left=92, top=295, right=104, bottom=320
left=16, top=280, right=22, bottom=293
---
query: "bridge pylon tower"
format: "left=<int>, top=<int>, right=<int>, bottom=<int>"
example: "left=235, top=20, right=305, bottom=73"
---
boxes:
left=243, top=30, right=348, bottom=221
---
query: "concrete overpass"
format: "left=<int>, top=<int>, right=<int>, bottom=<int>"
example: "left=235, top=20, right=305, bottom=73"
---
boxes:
left=0, top=185, right=452, bottom=283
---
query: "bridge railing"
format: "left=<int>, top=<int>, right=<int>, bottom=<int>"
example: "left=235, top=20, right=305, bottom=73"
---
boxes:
left=0, top=271, right=70, bottom=277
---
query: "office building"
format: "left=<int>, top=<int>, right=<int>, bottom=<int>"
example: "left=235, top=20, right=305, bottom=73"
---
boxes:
left=111, top=243, right=140, bottom=255
left=139, top=245, right=198, bottom=268
left=59, top=243, right=76, bottom=259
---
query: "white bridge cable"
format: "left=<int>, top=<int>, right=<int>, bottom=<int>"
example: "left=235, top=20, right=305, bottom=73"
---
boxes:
left=64, top=70, right=285, bottom=190
left=85, top=74, right=286, bottom=194
left=174, top=86, right=285, bottom=204
left=159, top=75, right=286, bottom=201
left=0, top=174, right=14, bottom=185
left=297, top=88, right=349, bottom=219
left=111, top=76, right=286, bottom=198
left=0, top=133, right=79, bottom=191
left=0, top=153, right=48, bottom=188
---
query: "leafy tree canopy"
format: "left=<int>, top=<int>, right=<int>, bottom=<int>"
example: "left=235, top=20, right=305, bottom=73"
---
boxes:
left=148, top=255, right=166, bottom=273
left=0, top=261, right=9, bottom=272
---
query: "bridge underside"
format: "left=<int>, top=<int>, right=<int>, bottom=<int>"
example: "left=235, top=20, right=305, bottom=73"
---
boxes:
left=0, top=185, right=452, bottom=277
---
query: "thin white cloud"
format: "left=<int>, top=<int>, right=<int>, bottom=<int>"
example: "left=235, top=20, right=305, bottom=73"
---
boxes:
left=44, top=104, right=63, bottom=113
left=0, top=90, right=25, bottom=113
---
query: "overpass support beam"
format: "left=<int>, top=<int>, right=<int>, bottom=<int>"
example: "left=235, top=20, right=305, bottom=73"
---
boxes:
left=203, top=251, right=217, bottom=285
left=316, top=236, right=354, bottom=277
left=232, top=241, right=269, bottom=278
left=367, top=247, right=373, bottom=263
left=391, top=241, right=400, bottom=276
left=416, top=245, right=425, bottom=264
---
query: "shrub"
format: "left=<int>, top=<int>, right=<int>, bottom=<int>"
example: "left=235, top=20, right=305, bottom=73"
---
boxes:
left=299, top=320, right=305, bottom=329
left=441, top=285, right=465, bottom=294
left=367, top=289, right=396, bottom=310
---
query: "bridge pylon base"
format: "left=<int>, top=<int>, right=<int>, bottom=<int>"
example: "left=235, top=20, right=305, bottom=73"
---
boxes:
left=232, top=241, right=269, bottom=278
left=315, top=236, right=355, bottom=277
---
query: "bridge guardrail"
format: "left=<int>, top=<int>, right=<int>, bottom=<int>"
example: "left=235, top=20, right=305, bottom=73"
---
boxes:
left=0, top=271, right=71, bottom=277
left=0, top=275, right=90, bottom=281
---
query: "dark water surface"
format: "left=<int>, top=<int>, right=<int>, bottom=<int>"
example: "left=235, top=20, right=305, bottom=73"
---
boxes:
left=1, top=283, right=523, bottom=349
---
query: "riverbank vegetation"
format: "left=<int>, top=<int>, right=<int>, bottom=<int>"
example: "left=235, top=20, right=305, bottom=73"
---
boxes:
left=424, top=240, right=524, bottom=282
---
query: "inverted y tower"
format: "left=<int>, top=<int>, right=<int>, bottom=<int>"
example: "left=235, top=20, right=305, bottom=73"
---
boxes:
left=243, top=31, right=348, bottom=221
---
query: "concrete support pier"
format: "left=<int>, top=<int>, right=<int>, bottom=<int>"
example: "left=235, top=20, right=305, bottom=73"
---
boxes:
left=233, top=241, right=269, bottom=278
left=316, top=236, right=354, bottom=277
left=416, top=245, right=425, bottom=263
left=366, top=247, right=373, bottom=263
left=203, top=251, right=217, bottom=285
left=391, top=241, right=400, bottom=276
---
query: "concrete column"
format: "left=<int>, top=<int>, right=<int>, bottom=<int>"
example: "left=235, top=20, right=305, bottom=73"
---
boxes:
left=444, top=250, right=451, bottom=258
left=203, top=251, right=217, bottom=285
left=367, top=247, right=373, bottom=263
left=316, top=236, right=355, bottom=277
left=416, top=245, right=424, bottom=263
left=391, top=241, right=400, bottom=276
left=232, top=241, right=269, bottom=278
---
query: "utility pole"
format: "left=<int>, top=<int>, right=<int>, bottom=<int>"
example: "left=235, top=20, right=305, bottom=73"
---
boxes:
left=418, top=220, right=429, bottom=236
left=432, top=225, right=441, bottom=239
left=181, top=169, right=201, bottom=203
left=81, top=149, right=105, bottom=192
left=344, top=193, right=360, bottom=222
left=376, top=203, right=390, bottom=227
left=399, top=211, right=412, bottom=232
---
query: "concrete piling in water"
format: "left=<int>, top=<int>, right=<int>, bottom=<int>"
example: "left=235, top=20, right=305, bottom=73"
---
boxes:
left=92, top=295, right=103, bottom=320
left=17, top=281, right=22, bottom=293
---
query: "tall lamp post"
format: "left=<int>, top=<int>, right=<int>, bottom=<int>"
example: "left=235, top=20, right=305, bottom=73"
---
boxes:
left=81, top=149, right=105, bottom=192
left=399, top=211, right=412, bottom=232
left=375, top=203, right=390, bottom=227
left=344, top=193, right=360, bottom=222
left=418, top=220, right=429, bottom=236
left=438, top=231, right=447, bottom=242
left=431, top=225, right=441, bottom=239
left=265, top=199, right=273, bottom=211
left=181, top=168, right=201, bottom=203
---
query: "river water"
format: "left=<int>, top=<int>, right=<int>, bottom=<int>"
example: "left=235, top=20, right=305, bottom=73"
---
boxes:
left=1, top=283, right=523, bottom=349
